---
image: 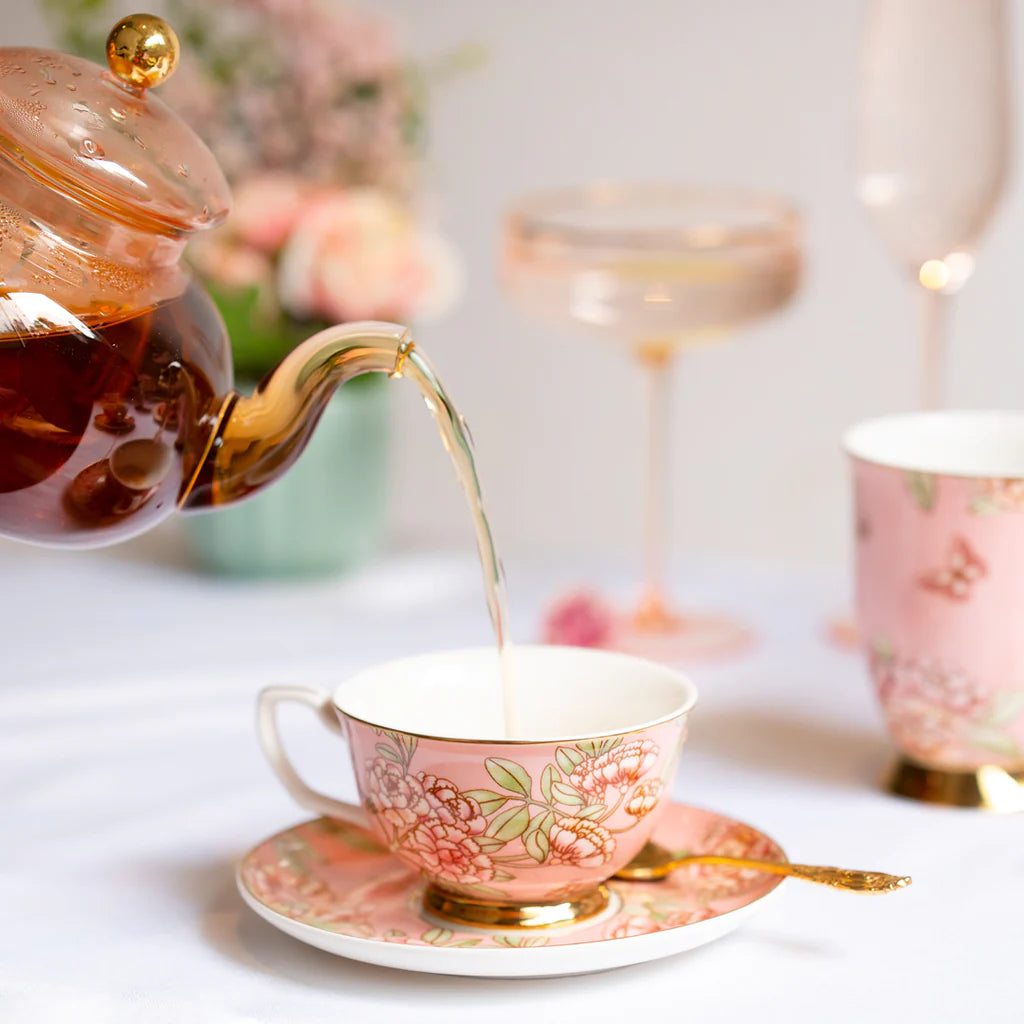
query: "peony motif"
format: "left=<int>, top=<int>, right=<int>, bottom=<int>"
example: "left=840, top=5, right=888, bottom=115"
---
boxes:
left=884, top=695, right=962, bottom=760
left=405, top=820, right=495, bottom=885
left=625, top=779, right=663, bottom=819
left=364, top=758, right=429, bottom=829
left=570, top=739, right=660, bottom=798
left=972, top=478, right=1024, bottom=514
left=548, top=816, right=616, bottom=868
left=417, top=773, right=486, bottom=835
left=871, top=647, right=986, bottom=717
left=277, top=187, right=461, bottom=324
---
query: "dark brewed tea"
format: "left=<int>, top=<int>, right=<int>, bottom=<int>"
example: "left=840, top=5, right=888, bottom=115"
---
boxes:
left=0, top=281, right=228, bottom=545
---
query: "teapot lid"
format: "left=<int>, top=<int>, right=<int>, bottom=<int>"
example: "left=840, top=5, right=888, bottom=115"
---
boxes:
left=0, top=14, right=230, bottom=236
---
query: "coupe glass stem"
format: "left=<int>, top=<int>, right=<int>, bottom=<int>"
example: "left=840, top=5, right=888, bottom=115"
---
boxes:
left=916, top=285, right=950, bottom=411
left=636, top=347, right=674, bottom=629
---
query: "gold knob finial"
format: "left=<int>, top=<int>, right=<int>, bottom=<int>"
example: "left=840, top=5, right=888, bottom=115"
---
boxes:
left=106, top=13, right=180, bottom=91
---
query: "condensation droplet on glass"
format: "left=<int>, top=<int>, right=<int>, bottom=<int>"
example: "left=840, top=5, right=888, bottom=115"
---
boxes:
left=177, top=163, right=190, bottom=178
left=72, top=69, right=82, bottom=78
left=110, top=107, right=126, bottom=122
left=27, top=85, right=39, bottom=96
left=78, top=138, right=104, bottom=159
left=72, top=102, right=89, bottom=115
left=66, top=84, right=77, bottom=92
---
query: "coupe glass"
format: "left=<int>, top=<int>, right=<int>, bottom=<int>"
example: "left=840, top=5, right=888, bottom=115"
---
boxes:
left=856, top=0, right=1011, bottom=409
left=503, top=183, right=800, bottom=660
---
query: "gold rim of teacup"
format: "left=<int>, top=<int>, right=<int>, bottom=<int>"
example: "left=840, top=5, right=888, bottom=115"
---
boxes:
left=335, top=706, right=692, bottom=746
left=422, top=883, right=612, bottom=930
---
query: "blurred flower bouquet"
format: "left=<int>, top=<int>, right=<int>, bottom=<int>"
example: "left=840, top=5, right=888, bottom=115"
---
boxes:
left=46, top=0, right=466, bottom=575
left=46, top=0, right=463, bottom=380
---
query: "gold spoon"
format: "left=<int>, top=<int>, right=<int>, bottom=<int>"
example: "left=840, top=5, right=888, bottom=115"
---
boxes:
left=614, top=842, right=911, bottom=893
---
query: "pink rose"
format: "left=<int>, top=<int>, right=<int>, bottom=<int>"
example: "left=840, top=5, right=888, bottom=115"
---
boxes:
left=277, top=187, right=461, bottom=323
left=188, top=235, right=275, bottom=292
left=405, top=820, right=495, bottom=885
left=570, top=740, right=660, bottom=799
left=230, top=173, right=308, bottom=253
left=364, top=758, right=429, bottom=829
left=417, top=773, right=486, bottom=835
left=548, top=816, right=616, bottom=868
left=542, top=591, right=614, bottom=648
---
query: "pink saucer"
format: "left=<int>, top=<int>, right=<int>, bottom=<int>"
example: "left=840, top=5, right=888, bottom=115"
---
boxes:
left=237, top=802, right=785, bottom=978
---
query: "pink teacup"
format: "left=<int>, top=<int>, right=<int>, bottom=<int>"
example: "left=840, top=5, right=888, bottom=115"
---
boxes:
left=846, top=411, right=1024, bottom=803
left=257, top=645, right=697, bottom=927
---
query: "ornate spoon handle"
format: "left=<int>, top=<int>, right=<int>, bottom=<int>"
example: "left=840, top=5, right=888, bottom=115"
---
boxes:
left=616, top=853, right=911, bottom=893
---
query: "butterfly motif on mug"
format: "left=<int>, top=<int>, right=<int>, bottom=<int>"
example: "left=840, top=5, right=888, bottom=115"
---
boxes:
left=919, top=536, right=987, bottom=601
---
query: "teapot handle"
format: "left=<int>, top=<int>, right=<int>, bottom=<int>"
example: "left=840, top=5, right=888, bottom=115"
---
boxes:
left=256, top=685, right=370, bottom=828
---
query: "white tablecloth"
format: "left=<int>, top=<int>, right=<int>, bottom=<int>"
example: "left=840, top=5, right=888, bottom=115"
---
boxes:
left=1, top=530, right=1019, bottom=1022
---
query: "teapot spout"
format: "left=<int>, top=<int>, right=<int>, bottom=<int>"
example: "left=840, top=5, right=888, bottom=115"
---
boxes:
left=181, top=321, right=411, bottom=509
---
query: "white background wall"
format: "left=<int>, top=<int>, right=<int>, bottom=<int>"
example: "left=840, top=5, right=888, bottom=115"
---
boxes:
left=8, top=1, right=1024, bottom=570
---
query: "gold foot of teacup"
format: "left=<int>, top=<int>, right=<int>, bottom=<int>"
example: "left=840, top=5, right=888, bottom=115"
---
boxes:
left=422, top=883, right=611, bottom=930
left=886, top=757, right=1024, bottom=811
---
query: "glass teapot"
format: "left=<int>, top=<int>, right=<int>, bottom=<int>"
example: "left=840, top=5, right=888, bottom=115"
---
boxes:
left=0, top=15, right=414, bottom=547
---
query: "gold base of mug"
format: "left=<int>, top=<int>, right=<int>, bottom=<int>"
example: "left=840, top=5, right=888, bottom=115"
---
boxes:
left=886, top=757, right=1024, bottom=811
left=422, top=883, right=611, bottom=929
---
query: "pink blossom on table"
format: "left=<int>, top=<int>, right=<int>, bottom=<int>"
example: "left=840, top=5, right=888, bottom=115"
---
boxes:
left=364, top=757, right=429, bottom=829
left=625, top=779, right=663, bottom=818
left=547, top=816, right=616, bottom=868
left=405, top=820, right=495, bottom=885
left=277, top=188, right=461, bottom=323
left=417, top=773, right=487, bottom=835
left=541, top=591, right=615, bottom=648
left=569, top=739, right=660, bottom=799
left=230, top=173, right=308, bottom=253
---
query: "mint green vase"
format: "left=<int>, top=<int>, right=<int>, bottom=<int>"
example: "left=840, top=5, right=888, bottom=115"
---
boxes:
left=184, top=377, right=388, bottom=577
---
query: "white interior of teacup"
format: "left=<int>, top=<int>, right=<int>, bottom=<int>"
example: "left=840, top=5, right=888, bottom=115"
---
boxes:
left=332, top=645, right=697, bottom=742
left=844, top=410, right=1024, bottom=478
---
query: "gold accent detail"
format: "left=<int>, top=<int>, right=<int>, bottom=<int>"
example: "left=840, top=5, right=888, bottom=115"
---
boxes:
left=336, top=701, right=691, bottom=747
left=886, top=757, right=1024, bottom=812
left=106, top=14, right=180, bottom=91
left=422, top=883, right=611, bottom=929
left=615, top=841, right=910, bottom=893
left=390, top=335, right=414, bottom=378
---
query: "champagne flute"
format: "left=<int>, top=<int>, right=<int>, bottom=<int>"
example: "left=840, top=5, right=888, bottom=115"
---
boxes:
left=856, top=0, right=1011, bottom=409
left=503, top=183, right=800, bottom=661
left=832, top=0, right=1013, bottom=652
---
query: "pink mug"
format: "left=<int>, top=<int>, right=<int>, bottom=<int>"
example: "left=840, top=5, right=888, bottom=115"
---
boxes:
left=846, top=411, right=1024, bottom=796
left=257, top=645, right=697, bottom=927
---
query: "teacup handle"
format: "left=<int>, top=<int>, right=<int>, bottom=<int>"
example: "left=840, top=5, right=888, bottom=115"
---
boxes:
left=256, top=685, right=370, bottom=828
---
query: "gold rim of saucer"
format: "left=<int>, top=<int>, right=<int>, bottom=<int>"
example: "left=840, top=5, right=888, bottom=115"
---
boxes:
left=886, top=757, right=1024, bottom=812
left=422, top=883, right=611, bottom=929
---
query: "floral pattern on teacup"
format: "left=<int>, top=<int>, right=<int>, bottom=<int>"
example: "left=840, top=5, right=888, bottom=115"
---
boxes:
left=918, top=535, right=987, bottom=602
left=361, top=730, right=665, bottom=900
left=969, top=478, right=1024, bottom=516
left=870, top=640, right=1024, bottom=767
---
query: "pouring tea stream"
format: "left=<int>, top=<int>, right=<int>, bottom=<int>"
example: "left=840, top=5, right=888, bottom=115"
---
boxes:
left=0, top=16, right=518, bottom=734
